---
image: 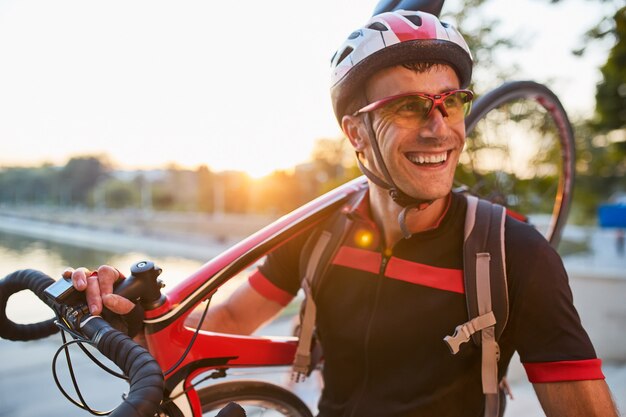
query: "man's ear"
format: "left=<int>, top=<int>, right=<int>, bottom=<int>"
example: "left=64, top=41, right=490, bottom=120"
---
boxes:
left=341, top=115, right=367, bottom=152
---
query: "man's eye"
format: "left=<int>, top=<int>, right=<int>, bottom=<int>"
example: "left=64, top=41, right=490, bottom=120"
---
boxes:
left=396, top=98, right=426, bottom=113
left=444, top=96, right=462, bottom=108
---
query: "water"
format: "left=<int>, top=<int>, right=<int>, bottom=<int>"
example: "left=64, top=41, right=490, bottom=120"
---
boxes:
left=0, top=232, right=201, bottom=416
left=0, top=230, right=320, bottom=416
left=0, top=232, right=207, bottom=325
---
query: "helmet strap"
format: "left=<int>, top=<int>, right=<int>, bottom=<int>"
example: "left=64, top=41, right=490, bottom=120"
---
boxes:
left=360, top=112, right=433, bottom=208
left=358, top=112, right=434, bottom=238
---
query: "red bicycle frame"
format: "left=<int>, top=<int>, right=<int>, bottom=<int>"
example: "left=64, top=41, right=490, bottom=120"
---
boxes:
left=135, top=174, right=529, bottom=416
left=140, top=176, right=368, bottom=416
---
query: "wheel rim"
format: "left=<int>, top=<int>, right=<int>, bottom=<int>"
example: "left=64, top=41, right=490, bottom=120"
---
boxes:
left=458, top=82, right=574, bottom=247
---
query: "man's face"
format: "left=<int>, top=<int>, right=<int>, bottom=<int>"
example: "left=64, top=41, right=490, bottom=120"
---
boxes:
left=351, top=64, right=466, bottom=202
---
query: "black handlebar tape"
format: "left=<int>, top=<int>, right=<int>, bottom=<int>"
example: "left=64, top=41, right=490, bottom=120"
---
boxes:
left=81, top=316, right=164, bottom=417
left=0, top=269, right=59, bottom=341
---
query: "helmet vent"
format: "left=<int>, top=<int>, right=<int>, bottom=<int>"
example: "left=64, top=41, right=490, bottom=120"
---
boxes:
left=367, top=22, right=388, bottom=32
left=404, top=15, right=422, bottom=27
left=336, top=47, right=354, bottom=65
left=348, top=30, right=362, bottom=40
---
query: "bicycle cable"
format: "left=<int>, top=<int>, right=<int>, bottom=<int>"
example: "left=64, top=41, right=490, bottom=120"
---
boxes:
left=53, top=331, right=113, bottom=416
left=54, top=319, right=128, bottom=379
left=51, top=318, right=130, bottom=416
left=163, top=295, right=213, bottom=377
left=49, top=292, right=213, bottom=412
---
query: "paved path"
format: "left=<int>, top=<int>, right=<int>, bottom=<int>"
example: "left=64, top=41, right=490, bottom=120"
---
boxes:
left=1, top=327, right=624, bottom=416
left=0, top=215, right=624, bottom=416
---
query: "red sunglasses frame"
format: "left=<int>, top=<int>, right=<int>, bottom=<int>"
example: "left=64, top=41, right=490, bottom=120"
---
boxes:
left=353, top=89, right=474, bottom=119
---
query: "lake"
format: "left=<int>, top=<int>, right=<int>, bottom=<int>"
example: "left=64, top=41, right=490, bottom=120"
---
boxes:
left=0, top=231, right=215, bottom=325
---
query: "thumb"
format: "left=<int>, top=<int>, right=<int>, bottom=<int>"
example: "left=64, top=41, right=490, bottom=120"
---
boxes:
left=102, top=294, right=135, bottom=315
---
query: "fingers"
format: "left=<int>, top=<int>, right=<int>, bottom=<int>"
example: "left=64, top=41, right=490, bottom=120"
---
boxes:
left=85, top=271, right=103, bottom=315
left=96, top=265, right=120, bottom=298
left=68, top=265, right=122, bottom=315
left=69, top=267, right=91, bottom=291
left=102, top=294, right=135, bottom=315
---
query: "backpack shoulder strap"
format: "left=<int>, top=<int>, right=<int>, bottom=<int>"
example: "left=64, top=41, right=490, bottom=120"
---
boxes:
left=443, top=195, right=509, bottom=352
left=292, top=188, right=366, bottom=381
left=464, top=195, right=509, bottom=343
left=444, top=194, right=508, bottom=417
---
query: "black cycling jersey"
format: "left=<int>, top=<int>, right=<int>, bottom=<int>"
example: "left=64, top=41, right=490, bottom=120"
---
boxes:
left=250, top=192, right=603, bottom=417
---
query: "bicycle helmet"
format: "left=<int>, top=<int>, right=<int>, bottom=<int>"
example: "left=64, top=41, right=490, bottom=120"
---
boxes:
left=330, top=10, right=473, bottom=123
left=329, top=10, right=474, bottom=238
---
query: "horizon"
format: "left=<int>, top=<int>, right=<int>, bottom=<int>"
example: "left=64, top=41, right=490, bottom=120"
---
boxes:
left=0, top=0, right=613, bottom=177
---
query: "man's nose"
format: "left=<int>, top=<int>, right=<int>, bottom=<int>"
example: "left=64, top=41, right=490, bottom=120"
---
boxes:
left=418, top=106, right=449, bottom=139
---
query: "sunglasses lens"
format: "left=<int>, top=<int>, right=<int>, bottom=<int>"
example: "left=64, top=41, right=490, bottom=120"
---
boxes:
left=363, top=90, right=474, bottom=128
left=378, top=95, right=433, bottom=127
left=443, top=91, right=473, bottom=121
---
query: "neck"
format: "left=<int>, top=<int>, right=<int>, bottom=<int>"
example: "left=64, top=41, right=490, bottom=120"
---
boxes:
left=369, top=184, right=449, bottom=249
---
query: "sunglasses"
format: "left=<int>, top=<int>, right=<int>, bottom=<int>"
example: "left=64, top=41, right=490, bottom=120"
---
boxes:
left=353, top=89, right=474, bottom=128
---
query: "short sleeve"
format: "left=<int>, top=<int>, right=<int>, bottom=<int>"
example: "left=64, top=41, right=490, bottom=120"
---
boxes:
left=249, top=231, right=309, bottom=303
left=504, top=219, right=604, bottom=383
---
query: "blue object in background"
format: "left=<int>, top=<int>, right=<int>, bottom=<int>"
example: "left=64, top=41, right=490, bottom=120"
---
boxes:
left=598, top=204, right=626, bottom=228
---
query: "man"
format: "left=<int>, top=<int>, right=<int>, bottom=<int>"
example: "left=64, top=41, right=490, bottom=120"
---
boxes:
left=71, top=10, right=618, bottom=417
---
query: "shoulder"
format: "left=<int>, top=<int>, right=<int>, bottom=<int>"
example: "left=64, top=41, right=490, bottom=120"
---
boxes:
left=503, top=215, right=558, bottom=263
left=502, top=214, right=571, bottom=303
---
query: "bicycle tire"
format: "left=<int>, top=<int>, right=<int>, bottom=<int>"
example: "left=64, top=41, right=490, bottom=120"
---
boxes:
left=197, top=380, right=314, bottom=417
left=460, top=80, right=575, bottom=247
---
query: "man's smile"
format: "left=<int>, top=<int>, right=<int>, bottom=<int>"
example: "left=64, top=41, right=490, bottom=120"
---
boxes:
left=404, top=150, right=451, bottom=167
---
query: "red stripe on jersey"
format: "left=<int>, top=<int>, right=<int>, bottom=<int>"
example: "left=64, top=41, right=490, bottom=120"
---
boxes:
left=385, top=257, right=465, bottom=294
left=523, top=358, right=605, bottom=383
left=248, top=269, right=294, bottom=306
left=332, top=246, right=382, bottom=274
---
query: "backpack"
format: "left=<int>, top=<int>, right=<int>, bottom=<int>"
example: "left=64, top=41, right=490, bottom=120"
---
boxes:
left=292, top=190, right=509, bottom=417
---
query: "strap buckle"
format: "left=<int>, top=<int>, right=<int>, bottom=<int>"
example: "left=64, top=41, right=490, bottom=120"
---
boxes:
left=444, top=324, right=473, bottom=354
left=443, top=311, right=497, bottom=354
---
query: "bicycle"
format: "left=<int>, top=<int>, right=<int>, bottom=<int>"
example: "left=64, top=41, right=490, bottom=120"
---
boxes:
left=0, top=4, right=576, bottom=417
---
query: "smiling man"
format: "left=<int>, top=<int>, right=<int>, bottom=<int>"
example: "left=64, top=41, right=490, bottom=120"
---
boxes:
left=72, top=9, right=618, bottom=417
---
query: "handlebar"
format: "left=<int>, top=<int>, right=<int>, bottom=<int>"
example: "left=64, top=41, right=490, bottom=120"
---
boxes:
left=0, top=263, right=254, bottom=416
left=0, top=269, right=59, bottom=341
left=81, top=316, right=164, bottom=417
left=0, top=267, right=165, bottom=417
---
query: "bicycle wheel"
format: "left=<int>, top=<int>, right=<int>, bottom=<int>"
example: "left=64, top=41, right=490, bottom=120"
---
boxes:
left=458, top=81, right=575, bottom=247
left=198, top=380, right=314, bottom=417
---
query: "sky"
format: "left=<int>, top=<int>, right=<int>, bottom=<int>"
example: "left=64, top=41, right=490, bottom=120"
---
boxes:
left=0, top=0, right=614, bottom=177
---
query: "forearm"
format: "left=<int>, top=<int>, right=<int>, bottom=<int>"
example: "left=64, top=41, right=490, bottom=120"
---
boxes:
left=184, top=281, right=285, bottom=335
left=185, top=302, right=254, bottom=335
left=534, top=380, right=619, bottom=417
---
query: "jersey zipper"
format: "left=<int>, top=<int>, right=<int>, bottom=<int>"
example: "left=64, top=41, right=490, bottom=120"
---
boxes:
left=348, top=253, right=389, bottom=417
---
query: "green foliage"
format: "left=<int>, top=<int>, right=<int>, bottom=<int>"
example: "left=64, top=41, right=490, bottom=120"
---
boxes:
left=0, top=156, right=110, bottom=206
left=594, top=7, right=626, bottom=132
left=100, top=180, right=140, bottom=209
left=58, top=156, right=111, bottom=205
left=442, top=0, right=520, bottom=91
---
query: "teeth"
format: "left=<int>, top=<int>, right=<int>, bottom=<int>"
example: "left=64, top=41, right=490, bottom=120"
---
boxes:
left=408, top=152, right=447, bottom=164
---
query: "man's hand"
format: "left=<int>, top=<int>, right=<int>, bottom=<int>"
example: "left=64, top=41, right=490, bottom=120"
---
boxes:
left=65, top=265, right=135, bottom=316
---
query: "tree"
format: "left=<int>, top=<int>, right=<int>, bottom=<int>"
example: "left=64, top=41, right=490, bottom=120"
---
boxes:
left=594, top=7, right=626, bottom=132
left=197, top=165, right=216, bottom=213
left=58, top=155, right=111, bottom=205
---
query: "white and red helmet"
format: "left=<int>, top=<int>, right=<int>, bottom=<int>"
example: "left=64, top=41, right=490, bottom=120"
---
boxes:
left=330, top=10, right=473, bottom=123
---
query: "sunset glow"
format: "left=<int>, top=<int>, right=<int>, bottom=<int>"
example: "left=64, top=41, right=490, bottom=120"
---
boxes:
left=0, top=0, right=610, bottom=176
